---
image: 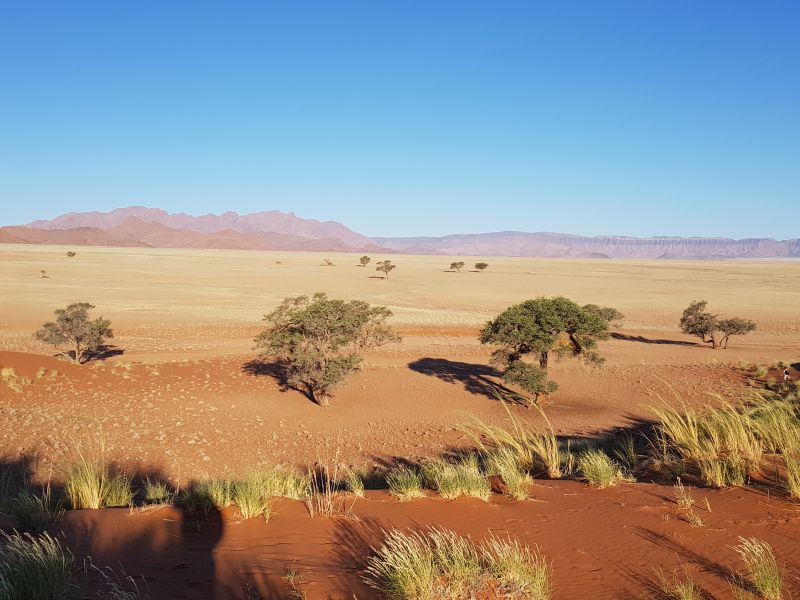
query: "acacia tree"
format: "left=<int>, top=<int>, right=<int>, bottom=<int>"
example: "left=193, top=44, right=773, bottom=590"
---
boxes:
left=254, top=293, right=400, bottom=406
left=449, top=261, right=466, bottom=272
left=680, top=300, right=756, bottom=349
left=375, top=260, right=396, bottom=279
left=474, top=262, right=489, bottom=271
left=480, top=297, right=613, bottom=404
left=582, top=304, right=624, bottom=325
left=34, top=303, right=113, bottom=364
left=359, top=256, right=371, bottom=267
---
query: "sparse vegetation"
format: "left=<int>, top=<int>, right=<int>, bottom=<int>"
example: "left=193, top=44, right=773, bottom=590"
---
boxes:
left=480, top=297, right=613, bottom=404
left=0, top=531, right=76, bottom=599
left=680, top=300, right=756, bottom=349
left=233, top=473, right=272, bottom=520
left=359, top=255, right=371, bottom=267
left=34, top=302, right=114, bottom=364
left=64, top=455, right=133, bottom=510
left=66, top=251, right=76, bottom=258
left=733, top=538, right=782, bottom=600
left=474, top=262, right=488, bottom=271
left=420, top=454, right=490, bottom=501
left=8, top=490, right=61, bottom=533
left=254, top=293, right=400, bottom=406
left=364, top=528, right=551, bottom=600
left=577, top=449, right=628, bottom=488
left=178, top=479, right=234, bottom=515
left=142, top=478, right=173, bottom=504
left=449, top=261, right=466, bottom=272
left=386, top=466, right=424, bottom=501
left=375, top=260, right=396, bottom=279
left=655, top=567, right=703, bottom=600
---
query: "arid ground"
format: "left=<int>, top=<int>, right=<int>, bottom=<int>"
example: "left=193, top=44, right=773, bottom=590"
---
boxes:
left=1, top=244, right=799, bottom=599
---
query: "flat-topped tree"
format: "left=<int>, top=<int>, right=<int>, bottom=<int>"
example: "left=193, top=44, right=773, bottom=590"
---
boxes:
left=359, top=256, right=371, bottom=267
left=375, top=260, right=396, bottom=279
left=254, top=293, right=400, bottom=406
left=480, top=297, right=612, bottom=404
left=680, top=300, right=756, bottom=349
left=35, top=303, right=113, bottom=364
left=450, top=261, right=466, bottom=272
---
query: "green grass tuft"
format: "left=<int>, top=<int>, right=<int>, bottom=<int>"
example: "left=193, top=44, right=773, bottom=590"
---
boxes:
left=0, top=531, right=76, bottom=599
left=386, top=466, right=424, bottom=502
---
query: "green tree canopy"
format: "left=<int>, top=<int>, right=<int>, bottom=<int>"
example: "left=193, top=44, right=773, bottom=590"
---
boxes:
left=254, top=293, right=400, bottom=406
left=480, top=297, right=611, bottom=404
left=474, top=262, right=489, bottom=271
left=375, top=260, right=396, bottom=279
left=34, top=303, right=113, bottom=364
left=359, top=255, right=371, bottom=267
left=449, top=261, right=466, bottom=272
left=680, top=300, right=756, bottom=349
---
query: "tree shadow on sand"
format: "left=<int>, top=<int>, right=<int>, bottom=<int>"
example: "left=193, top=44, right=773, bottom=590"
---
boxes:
left=242, top=359, right=316, bottom=404
left=407, top=357, right=520, bottom=402
left=611, top=333, right=697, bottom=347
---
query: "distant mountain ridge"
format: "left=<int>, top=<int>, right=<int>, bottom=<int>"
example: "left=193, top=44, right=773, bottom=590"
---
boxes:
left=2, top=207, right=798, bottom=259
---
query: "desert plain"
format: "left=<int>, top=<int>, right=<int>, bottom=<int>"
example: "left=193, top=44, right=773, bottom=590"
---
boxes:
left=1, top=244, right=799, bottom=599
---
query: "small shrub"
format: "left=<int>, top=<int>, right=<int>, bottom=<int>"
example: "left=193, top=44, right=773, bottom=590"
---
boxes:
left=733, top=538, right=782, bottom=600
left=65, top=251, right=76, bottom=258
left=474, top=262, right=489, bottom=271
left=756, top=366, right=769, bottom=378
left=655, top=567, right=703, bottom=600
left=0, top=531, right=76, bottom=599
left=577, top=449, right=628, bottom=488
left=386, top=466, right=424, bottom=501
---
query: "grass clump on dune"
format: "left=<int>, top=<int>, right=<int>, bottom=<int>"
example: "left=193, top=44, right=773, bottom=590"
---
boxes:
left=577, top=449, right=629, bottom=488
left=654, top=568, right=703, bottom=600
left=64, top=456, right=133, bottom=510
left=8, top=490, right=62, bottom=534
left=232, top=474, right=272, bottom=520
left=248, top=466, right=310, bottom=500
left=178, top=479, right=234, bottom=515
left=142, top=478, right=173, bottom=505
left=733, top=538, right=783, bottom=600
left=386, top=466, right=425, bottom=502
left=421, top=455, right=490, bottom=501
left=783, top=451, right=800, bottom=501
left=0, top=531, right=76, bottom=599
left=484, top=447, right=531, bottom=500
left=364, top=528, right=550, bottom=600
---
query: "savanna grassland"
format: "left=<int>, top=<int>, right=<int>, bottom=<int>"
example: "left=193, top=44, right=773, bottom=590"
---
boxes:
left=1, top=244, right=799, bottom=599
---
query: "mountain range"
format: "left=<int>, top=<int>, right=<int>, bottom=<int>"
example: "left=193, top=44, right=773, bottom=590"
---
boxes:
left=2, top=206, right=798, bottom=259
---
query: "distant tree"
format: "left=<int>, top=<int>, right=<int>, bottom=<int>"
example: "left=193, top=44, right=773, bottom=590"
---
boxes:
left=474, top=262, right=489, bottom=271
left=34, top=303, right=113, bottom=364
left=480, top=297, right=610, bottom=404
left=680, top=300, right=755, bottom=349
left=582, top=304, right=624, bottom=325
left=39, top=270, right=48, bottom=278
left=450, top=261, right=466, bottom=272
left=254, top=293, right=400, bottom=406
left=375, top=260, right=396, bottom=279
left=322, top=259, right=335, bottom=266
left=359, top=256, right=371, bottom=267
left=66, top=251, right=76, bottom=258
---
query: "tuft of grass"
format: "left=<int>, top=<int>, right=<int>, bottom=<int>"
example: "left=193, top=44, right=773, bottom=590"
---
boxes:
left=484, top=447, right=531, bottom=500
left=0, top=531, right=76, bottom=599
left=733, top=538, right=782, bottom=600
left=421, top=455, right=490, bottom=501
left=63, top=450, right=133, bottom=510
left=343, top=466, right=366, bottom=498
left=233, top=474, right=272, bottom=520
left=248, top=467, right=310, bottom=500
left=577, top=449, right=628, bottom=488
left=481, top=536, right=551, bottom=600
left=363, top=528, right=551, bottom=600
left=386, top=466, right=425, bottom=502
left=9, top=490, right=62, bottom=533
left=142, top=478, right=173, bottom=504
left=93, top=564, right=150, bottom=600
left=178, top=479, right=233, bottom=515
left=613, top=433, right=639, bottom=472
left=783, top=451, right=800, bottom=501
left=673, top=478, right=694, bottom=510
left=103, top=474, right=134, bottom=507
left=655, top=567, right=703, bottom=600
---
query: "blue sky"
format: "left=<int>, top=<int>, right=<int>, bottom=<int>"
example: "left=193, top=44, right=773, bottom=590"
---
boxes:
left=1, top=2, right=797, bottom=239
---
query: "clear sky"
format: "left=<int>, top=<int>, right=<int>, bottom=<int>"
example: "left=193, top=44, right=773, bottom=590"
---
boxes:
left=1, top=2, right=797, bottom=239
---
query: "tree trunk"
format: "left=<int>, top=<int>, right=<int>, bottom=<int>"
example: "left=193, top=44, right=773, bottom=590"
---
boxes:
left=539, top=352, right=549, bottom=371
